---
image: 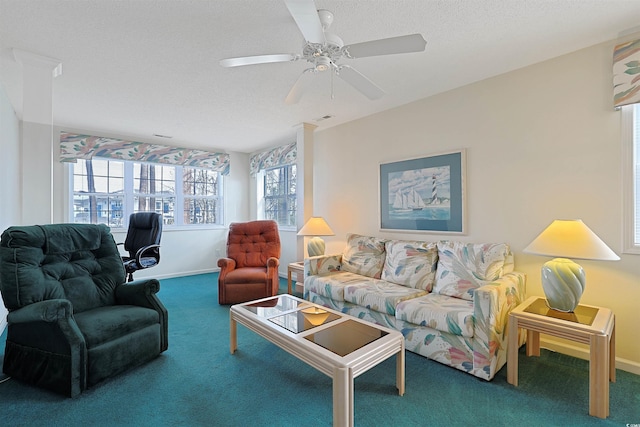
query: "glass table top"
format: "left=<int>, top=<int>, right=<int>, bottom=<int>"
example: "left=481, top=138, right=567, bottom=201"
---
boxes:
left=524, top=297, right=598, bottom=325
left=304, top=319, right=389, bottom=357
left=243, top=294, right=307, bottom=318
left=268, top=307, right=341, bottom=334
left=241, top=295, right=391, bottom=356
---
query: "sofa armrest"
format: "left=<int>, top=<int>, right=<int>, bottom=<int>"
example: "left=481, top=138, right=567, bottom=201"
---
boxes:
left=116, top=279, right=168, bottom=351
left=304, top=254, right=343, bottom=277
left=266, top=257, right=279, bottom=270
left=8, top=299, right=74, bottom=324
left=217, top=257, right=236, bottom=282
left=217, top=257, right=236, bottom=270
left=6, top=299, right=86, bottom=357
left=473, top=271, right=526, bottom=352
left=116, top=278, right=160, bottom=305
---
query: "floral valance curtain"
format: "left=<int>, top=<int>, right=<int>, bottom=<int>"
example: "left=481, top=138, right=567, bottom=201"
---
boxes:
left=613, top=38, right=640, bottom=108
left=249, top=142, right=296, bottom=176
left=59, top=132, right=230, bottom=175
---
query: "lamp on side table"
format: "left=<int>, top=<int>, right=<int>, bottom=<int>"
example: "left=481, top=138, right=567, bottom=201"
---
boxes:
left=523, top=219, right=619, bottom=312
left=297, top=216, right=334, bottom=257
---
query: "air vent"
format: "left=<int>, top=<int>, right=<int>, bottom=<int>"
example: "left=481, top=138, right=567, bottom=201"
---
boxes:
left=153, top=134, right=173, bottom=139
left=314, top=115, right=334, bottom=122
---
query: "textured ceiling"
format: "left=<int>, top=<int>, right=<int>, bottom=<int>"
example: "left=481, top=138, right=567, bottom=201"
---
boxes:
left=1, top=0, right=640, bottom=154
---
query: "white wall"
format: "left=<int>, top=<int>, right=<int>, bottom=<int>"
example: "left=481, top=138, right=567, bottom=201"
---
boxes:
left=278, top=229, right=298, bottom=277
left=312, top=37, right=640, bottom=372
left=0, top=83, right=21, bottom=332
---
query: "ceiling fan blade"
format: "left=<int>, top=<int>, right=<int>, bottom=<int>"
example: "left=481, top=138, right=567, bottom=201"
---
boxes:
left=220, top=54, right=298, bottom=68
left=336, top=65, right=384, bottom=100
left=285, top=68, right=316, bottom=105
left=284, top=0, right=326, bottom=44
left=344, top=34, right=427, bottom=59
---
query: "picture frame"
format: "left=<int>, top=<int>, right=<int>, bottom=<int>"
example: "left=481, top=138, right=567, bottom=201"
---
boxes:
left=379, top=149, right=466, bottom=234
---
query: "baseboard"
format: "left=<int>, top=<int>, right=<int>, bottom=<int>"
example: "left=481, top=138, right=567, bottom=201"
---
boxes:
left=140, top=267, right=219, bottom=281
left=540, top=338, right=640, bottom=376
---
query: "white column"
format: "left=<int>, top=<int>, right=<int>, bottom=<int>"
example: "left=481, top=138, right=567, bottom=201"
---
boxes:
left=295, top=122, right=317, bottom=260
left=13, top=49, right=62, bottom=225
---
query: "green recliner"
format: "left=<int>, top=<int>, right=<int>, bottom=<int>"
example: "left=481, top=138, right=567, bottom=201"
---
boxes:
left=0, top=223, right=168, bottom=397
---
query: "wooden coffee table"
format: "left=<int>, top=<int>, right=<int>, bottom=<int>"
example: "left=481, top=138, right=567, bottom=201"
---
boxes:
left=230, top=294, right=405, bottom=426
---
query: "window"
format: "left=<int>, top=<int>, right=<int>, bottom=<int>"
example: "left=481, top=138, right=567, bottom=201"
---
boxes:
left=623, top=104, right=640, bottom=253
left=262, top=164, right=296, bottom=227
left=71, top=158, right=223, bottom=228
left=182, top=167, right=221, bottom=225
left=72, top=159, right=125, bottom=227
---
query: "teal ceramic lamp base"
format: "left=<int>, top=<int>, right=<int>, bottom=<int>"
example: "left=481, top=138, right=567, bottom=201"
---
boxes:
left=307, top=236, right=326, bottom=257
left=540, top=258, right=586, bottom=312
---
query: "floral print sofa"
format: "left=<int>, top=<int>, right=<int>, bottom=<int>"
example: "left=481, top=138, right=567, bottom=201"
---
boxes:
left=303, top=233, right=526, bottom=380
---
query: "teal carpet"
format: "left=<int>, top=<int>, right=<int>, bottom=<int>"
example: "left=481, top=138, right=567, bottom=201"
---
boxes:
left=0, top=273, right=638, bottom=426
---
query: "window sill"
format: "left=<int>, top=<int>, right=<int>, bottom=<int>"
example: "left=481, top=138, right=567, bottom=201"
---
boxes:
left=110, top=225, right=227, bottom=233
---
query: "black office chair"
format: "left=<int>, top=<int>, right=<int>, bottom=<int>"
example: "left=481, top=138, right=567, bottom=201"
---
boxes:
left=120, top=212, right=162, bottom=282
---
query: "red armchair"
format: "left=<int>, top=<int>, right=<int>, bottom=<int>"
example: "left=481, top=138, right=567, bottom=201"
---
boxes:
left=217, top=220, right=281, bottom=304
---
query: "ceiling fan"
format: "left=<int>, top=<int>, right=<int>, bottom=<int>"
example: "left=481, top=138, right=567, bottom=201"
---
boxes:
left=219, top=0, right=427, bottom=104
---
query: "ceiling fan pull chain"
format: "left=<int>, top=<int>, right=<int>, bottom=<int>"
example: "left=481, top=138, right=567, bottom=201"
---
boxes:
left=331, top=66, right=335, bottom=100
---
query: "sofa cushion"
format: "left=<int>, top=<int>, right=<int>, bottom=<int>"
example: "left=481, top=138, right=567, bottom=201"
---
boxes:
left=341, top=234, right=387, bottom=279
left=432, top=241, right=512, bottom=301
left=396, top=293, right=474, bottom=337
left=304, top=271, right=373, bottom=302
left=75, top=305, right=160, bottom=348
left=224, top=267, right=267, bottom=284
left=344, top=281, right=427, bottom=316
left=381, top=240, right=438, bottom=291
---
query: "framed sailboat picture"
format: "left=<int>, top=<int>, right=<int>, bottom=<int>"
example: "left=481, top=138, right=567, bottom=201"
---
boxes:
left=379, top=150, right=466, bottom=234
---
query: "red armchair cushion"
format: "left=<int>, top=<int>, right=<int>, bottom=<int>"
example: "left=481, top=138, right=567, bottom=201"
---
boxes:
left=226, top=220, right=281, bottom=268
left=224, top=267, right=267, bottom=284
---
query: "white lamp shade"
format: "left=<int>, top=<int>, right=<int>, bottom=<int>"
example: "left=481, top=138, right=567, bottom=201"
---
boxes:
left=523, top=219, right=619, bottom=261
left=297, top=217, right=335, bottom=236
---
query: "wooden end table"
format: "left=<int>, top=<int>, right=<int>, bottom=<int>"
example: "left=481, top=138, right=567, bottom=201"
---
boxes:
left=507, top=296, right=615, bottom=418
left=287, top=261, right=304, bottom=294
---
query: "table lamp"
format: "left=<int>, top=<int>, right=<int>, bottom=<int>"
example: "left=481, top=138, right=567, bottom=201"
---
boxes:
left=297, top=216, right=334, bottom=257
left=523, top=219, right=619, bottom=312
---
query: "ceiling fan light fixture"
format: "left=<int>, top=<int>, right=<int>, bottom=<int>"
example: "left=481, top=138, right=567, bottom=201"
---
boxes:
left=315, top=56, right=331, bottom=72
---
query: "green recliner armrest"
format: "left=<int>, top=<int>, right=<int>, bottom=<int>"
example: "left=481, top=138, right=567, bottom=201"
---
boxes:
left=8, top=298, right=73, bottom=323
left=115, top=278, right=160, bottom=306
left=7, top=298, right=86, bottom=351
left=115, top=278, right=168, bottom=351
left=5, top=299, right=88, bottom=396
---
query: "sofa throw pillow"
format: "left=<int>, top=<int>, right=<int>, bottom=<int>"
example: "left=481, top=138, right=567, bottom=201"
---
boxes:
left=381, top=240, right=438, bottom=291
left=433, top=241, right=512, bottom=301
left=341, top=233, right=387, bottom=279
